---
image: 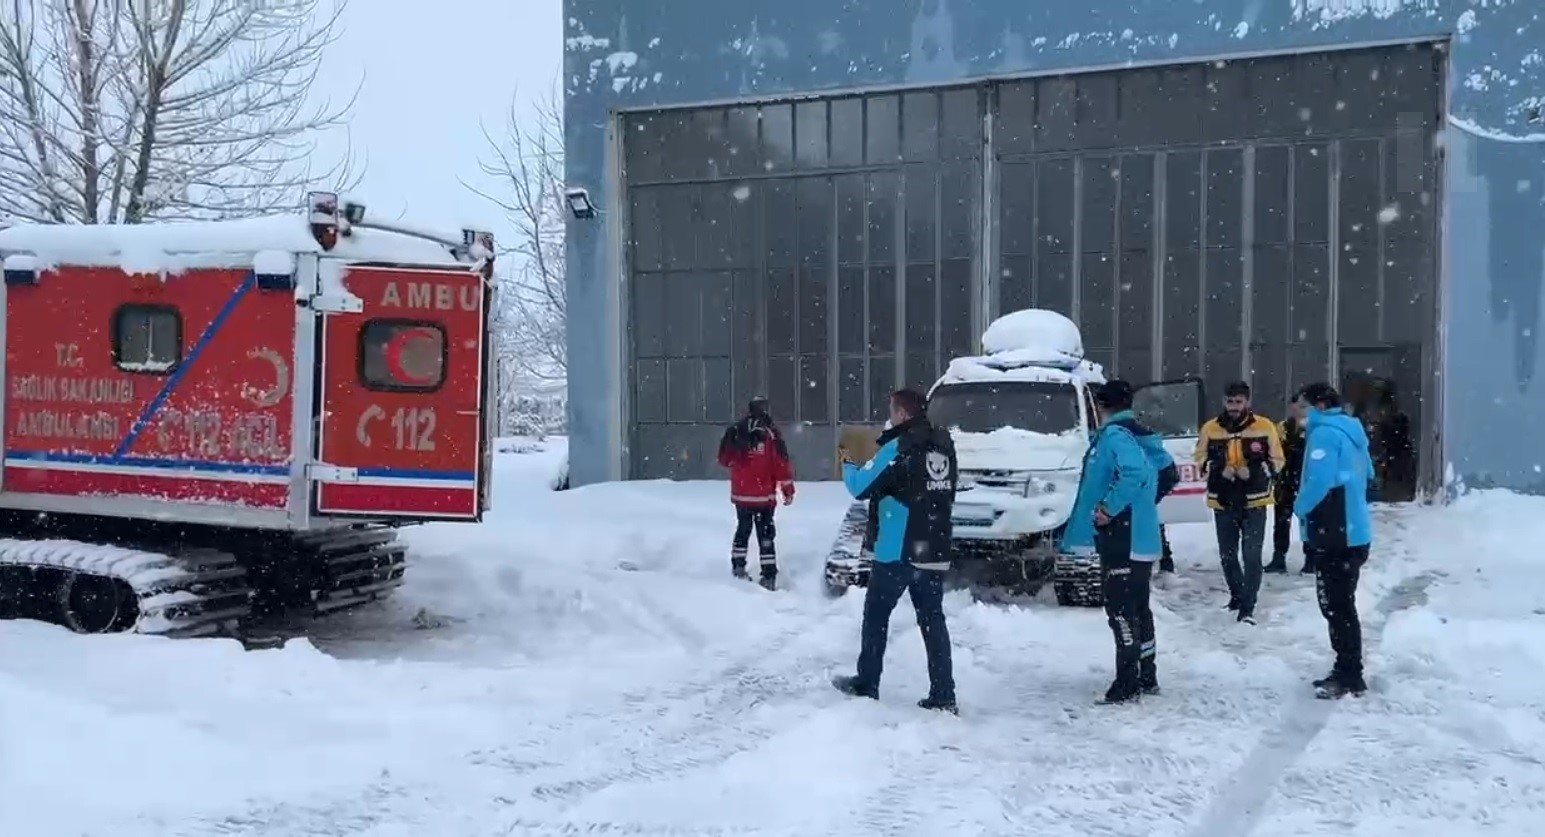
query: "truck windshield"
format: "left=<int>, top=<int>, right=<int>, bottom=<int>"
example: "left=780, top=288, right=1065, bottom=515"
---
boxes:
left=928, top=380, right=1081, bottom=435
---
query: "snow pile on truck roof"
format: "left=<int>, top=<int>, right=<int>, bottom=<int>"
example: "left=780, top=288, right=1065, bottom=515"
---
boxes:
left=934, top=308, right=1105, bottom=388
left=981, top=309, right=1084, bottom=358
left=0, top=214, right=469, bottom=273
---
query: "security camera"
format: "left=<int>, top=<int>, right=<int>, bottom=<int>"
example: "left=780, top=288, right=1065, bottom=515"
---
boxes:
left=565, top=187, right=597, bottom=220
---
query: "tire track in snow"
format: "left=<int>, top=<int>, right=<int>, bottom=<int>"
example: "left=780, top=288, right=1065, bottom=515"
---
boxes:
left=176, top=781, right=406, bottom=836
left=1183, top=514, right=1439, bottom=837
left=500, top=820, right=798, bottom=836
left=491, top=591, right=853, bottom=808
left=183, top=589, right=835, bottom=836
left=522, top=639, right=835, bottom=804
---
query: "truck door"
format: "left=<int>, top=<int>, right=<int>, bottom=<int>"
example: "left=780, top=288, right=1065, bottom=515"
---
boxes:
left=1131, top=377, right=1210, bottom=525
left=313, top=263, right=489, bottom=521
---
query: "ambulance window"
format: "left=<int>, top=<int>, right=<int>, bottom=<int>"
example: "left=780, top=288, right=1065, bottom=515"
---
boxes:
left=113, top=305, right=182, bottom=373
left=360, top=319, right=446, bottom=392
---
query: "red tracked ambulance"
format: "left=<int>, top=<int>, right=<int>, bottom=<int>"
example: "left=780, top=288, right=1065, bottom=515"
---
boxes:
left=0, top=192, right=494, bottom=638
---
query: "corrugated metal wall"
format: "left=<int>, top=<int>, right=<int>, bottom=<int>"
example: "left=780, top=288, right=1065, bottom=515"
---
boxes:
left=623, top=43, right=1443, bottom=488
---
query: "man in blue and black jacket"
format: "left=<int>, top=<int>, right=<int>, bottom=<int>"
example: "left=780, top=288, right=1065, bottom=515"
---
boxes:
left=1062, top=380, right=1164, bottom=705
left=831, top=389, right=958, bottom=714
left=1294, top=382, right=1375, bottom=699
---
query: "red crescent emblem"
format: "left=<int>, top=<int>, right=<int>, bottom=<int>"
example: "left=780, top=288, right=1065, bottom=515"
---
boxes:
left=385, top=326, right=442, bottom=385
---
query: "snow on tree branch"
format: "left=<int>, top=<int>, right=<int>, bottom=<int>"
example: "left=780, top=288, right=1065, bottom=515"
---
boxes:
left=0, top=0, right=358, bottom=224
left=468, top=79, right=567, bottom=435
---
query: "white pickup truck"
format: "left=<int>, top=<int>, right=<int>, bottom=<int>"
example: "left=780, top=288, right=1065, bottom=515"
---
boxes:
left=823, top=310, right=1211, bottom=606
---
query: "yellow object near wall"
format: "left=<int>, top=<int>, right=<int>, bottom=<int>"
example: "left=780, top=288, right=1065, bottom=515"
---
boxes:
left=835, top=424, right=884, bottom=478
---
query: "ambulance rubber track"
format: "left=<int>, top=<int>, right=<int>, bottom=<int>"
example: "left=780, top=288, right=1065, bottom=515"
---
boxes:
left=822, top=499, right=873, bottom=591
left=1053, top=553, right=1103, bottom=607
left=295, top=525, right=407, bottom=614
left=0, top=538, right=250, bottom=636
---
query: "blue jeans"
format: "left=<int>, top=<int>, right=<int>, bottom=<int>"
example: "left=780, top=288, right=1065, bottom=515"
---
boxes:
left=1214, top=506, right=1267, bottom=612
left=855, top=560, right=955, bottom=701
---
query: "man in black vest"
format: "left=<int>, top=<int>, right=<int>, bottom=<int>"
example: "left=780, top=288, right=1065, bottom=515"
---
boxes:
left=832, top=389, right=959, bottom=714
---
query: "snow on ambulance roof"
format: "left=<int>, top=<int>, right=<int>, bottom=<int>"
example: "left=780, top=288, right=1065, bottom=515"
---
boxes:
left=980, top=308, right=1084, bottom=358
left=933, top=308, right=1104, bottom=389
left=0, top=214, right=469, bottom=273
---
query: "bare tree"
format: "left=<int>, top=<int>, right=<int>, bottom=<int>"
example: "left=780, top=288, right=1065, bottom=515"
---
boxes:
left=0, top=0, right=357, bottom=224
left=468, top=81, right=567, bottom=435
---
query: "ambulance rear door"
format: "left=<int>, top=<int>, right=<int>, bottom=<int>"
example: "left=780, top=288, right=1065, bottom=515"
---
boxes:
left=312, top=262, right=489, bottom=521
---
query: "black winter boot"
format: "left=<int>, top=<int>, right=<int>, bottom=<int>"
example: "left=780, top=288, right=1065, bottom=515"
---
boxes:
left=1098, top=679, right=1142, bottom=705
left=917, top=695, right=959, bottom=715
left=831, top=673, right=878, bottom=700
left=1264, top=555, right=1288, bottom=574
left=1139, top=660, right=1160, bottom=696
left=1315, top=672, right=1367, bottom=699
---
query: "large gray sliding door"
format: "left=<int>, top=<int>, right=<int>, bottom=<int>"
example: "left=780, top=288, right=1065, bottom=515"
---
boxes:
left=623, top=88, right=981, bottom=480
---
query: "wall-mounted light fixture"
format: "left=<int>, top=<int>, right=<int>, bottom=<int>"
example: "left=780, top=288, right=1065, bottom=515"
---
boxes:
left=565, top=187, right=597, bottom=220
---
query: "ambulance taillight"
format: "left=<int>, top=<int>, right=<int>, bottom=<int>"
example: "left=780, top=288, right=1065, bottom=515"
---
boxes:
left=308, top=191, right=341, bottom=250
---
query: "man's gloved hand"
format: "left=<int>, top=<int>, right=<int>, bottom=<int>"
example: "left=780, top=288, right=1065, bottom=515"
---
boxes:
left=781, top=484, right=795, bottom=506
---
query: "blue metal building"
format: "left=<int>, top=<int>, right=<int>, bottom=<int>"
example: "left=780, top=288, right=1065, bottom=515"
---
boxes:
left=561, top=0, right=1543, bottom=497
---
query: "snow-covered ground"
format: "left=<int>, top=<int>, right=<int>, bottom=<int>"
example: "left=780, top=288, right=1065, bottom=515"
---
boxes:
left=2, top=440, right=1542, bottom=836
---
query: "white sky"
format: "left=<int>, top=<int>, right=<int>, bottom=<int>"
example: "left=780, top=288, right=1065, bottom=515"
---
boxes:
left=309, top=0, right=563, bottom=240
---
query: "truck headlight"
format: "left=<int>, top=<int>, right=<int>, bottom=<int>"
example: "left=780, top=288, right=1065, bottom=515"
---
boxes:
left=1024, top=469, right=1080, bottom=497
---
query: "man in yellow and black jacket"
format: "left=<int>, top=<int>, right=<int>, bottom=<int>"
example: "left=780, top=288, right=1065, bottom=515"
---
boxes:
left=1192, top=381, right=1286, bottom=625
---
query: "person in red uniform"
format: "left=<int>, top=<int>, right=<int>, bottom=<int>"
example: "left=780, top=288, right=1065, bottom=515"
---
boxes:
left=717, top=397, right=795, bottom=590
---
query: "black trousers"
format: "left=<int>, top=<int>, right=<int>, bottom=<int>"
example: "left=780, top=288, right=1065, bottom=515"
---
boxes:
left=1098, top=519, right=1157, bottom=688
left=1214, top=506, right=1267, bottom=612
left=1314, top=545, right=1369, bottom=678
left=855, top=560, right=955, bottom=701
left=1272, top=494, right=1296, bottom=560
left=731, top=504, right=777, bottom=577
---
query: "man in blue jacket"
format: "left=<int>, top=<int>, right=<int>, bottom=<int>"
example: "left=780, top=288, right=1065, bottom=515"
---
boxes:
left=1293, top=382, right=1375, bottom=699
left=1062, top=380, right=1164, bottom=705
left=831, top=389, right=959, bottom=714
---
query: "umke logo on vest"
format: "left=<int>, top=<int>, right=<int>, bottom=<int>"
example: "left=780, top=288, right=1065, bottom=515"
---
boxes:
left=925, top=450, right=953, bottom=492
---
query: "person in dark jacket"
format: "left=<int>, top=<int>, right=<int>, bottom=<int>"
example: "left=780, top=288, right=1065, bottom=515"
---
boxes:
left=1293, top=383, right=1375, bottom=699
left=1265, top=392, right=1312, bottom=574
left=832, top=389, right=959, bottom=714
left=1192, top=381, right=1286, bottom=624
left=716, top=397, right=795, bottom=590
